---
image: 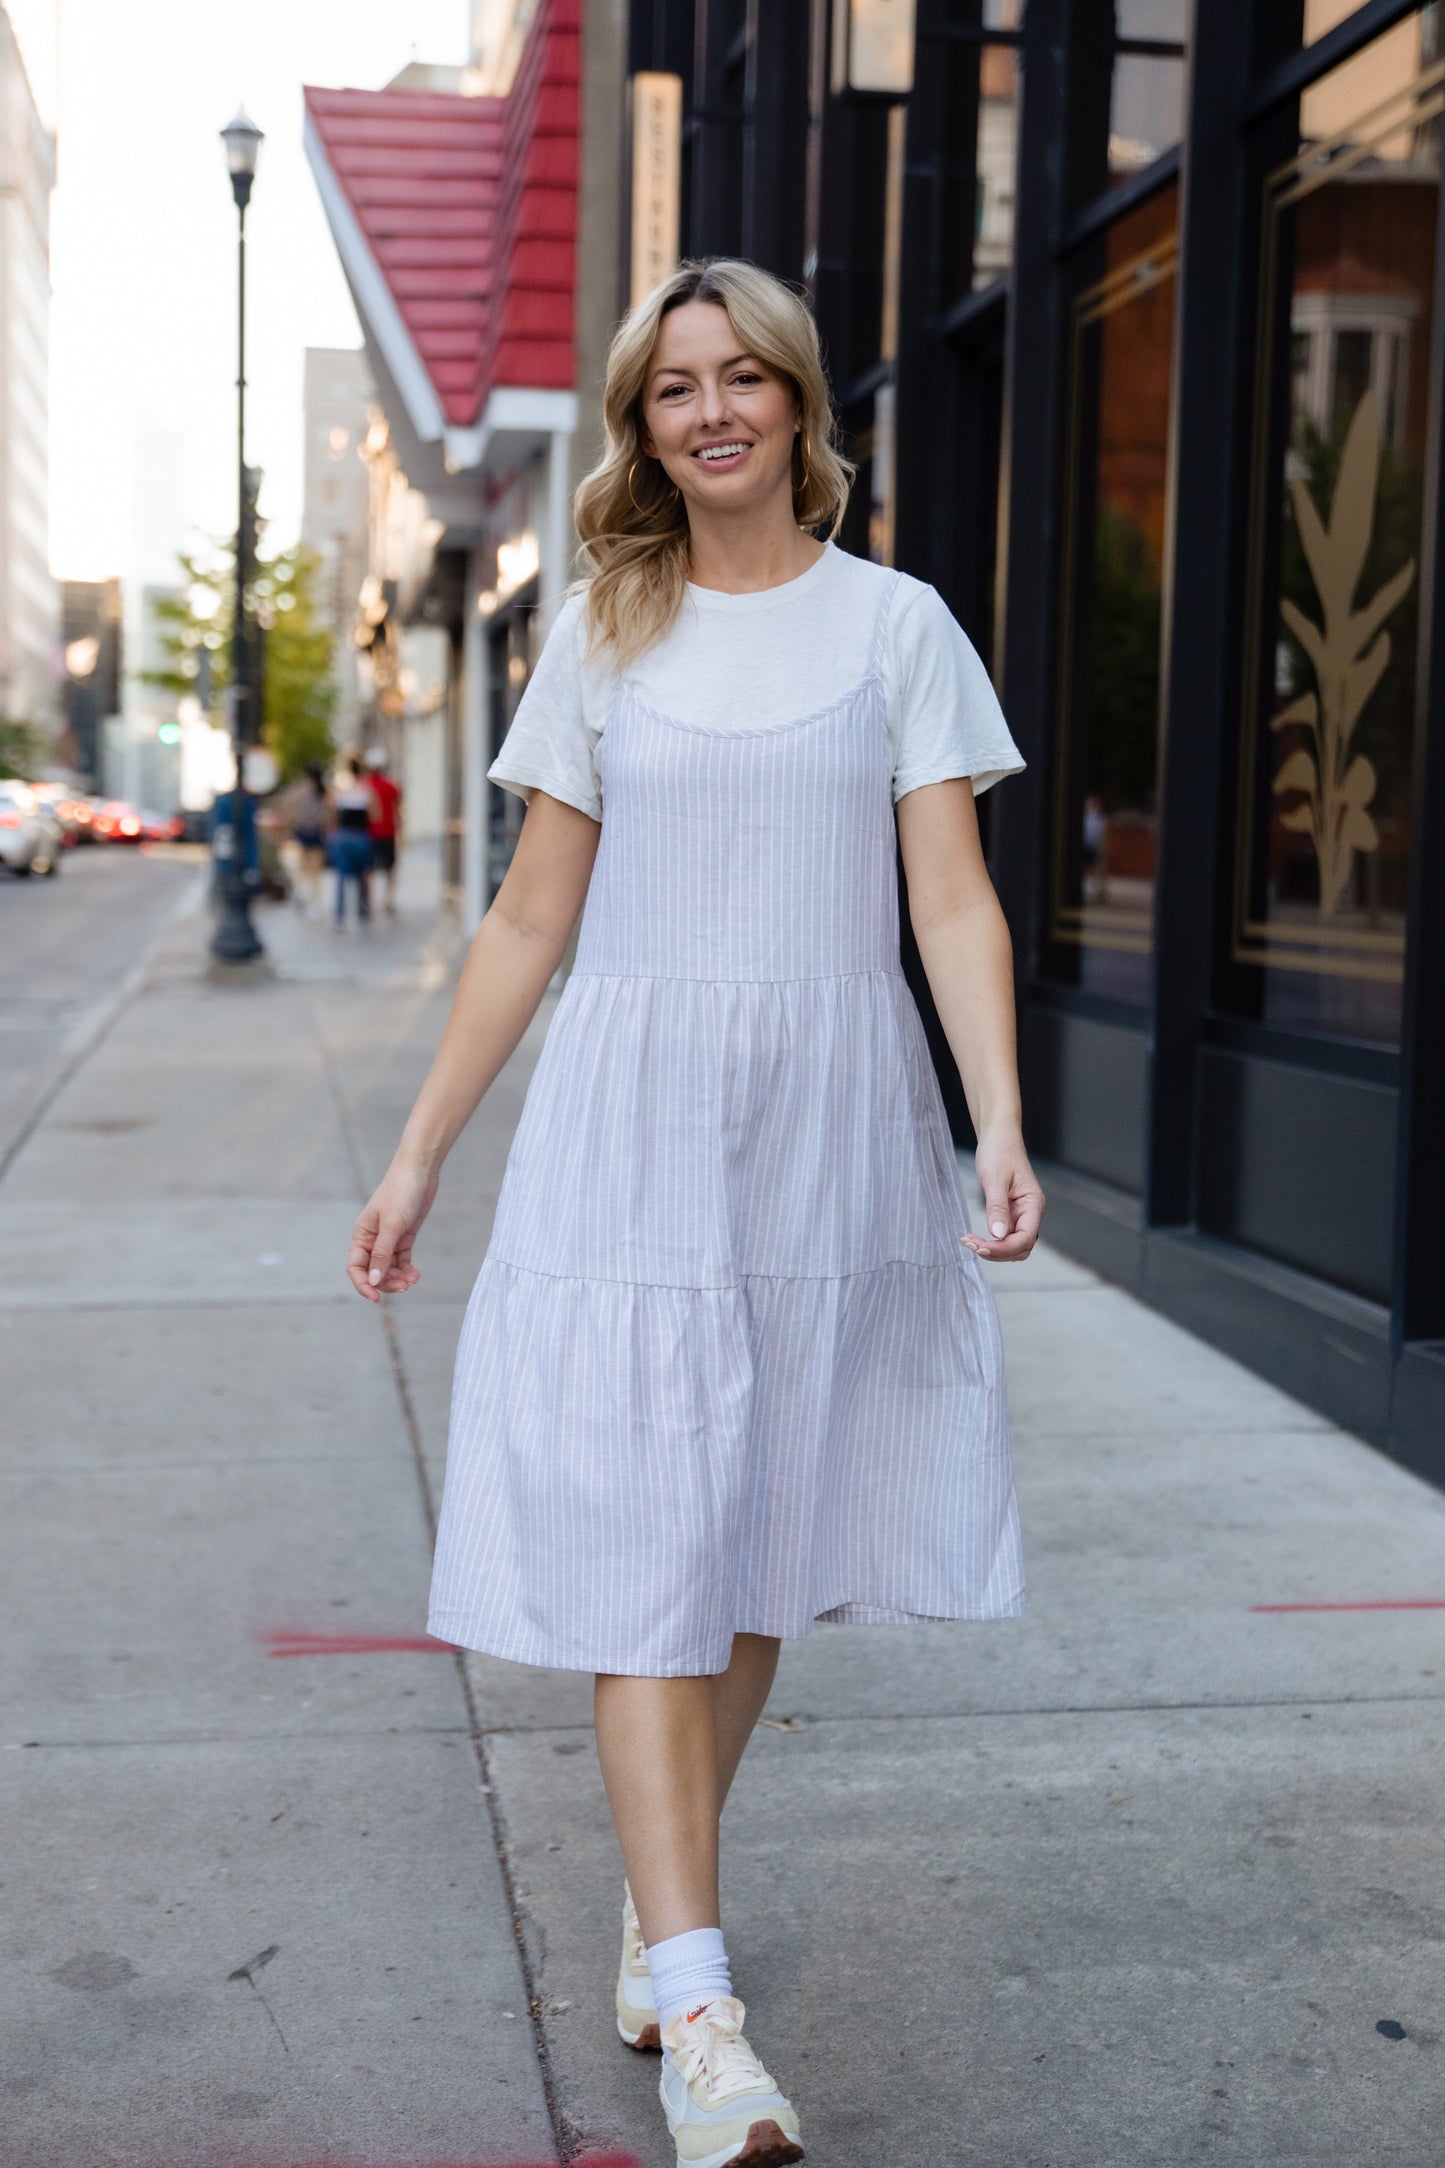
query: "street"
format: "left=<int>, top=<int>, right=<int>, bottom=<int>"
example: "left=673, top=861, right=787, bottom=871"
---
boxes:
left=3, top=871, right=1443, bottom=2167
left=0, top=847, right=202, bottom=1164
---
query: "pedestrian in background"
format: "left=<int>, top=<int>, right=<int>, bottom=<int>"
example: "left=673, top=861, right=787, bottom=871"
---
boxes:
left=363, top=745, right=403, bottom=915
left=328, top=755, right=374, bottom=927
left=348, top=257, right=1043, bottom=2168
left=287, top=759, right=331, bottom=915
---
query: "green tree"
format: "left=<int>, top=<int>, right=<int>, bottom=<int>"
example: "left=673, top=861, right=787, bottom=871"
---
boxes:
left=0, top=717, right=47, bottom=779
left=145, top=540, right=337, bottom=783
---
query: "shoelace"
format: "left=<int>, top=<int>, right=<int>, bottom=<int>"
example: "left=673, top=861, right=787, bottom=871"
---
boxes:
left=671, top=2000, right=774, bottom=2106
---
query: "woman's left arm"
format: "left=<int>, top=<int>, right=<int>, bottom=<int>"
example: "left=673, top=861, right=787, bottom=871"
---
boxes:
left=896, top=777, right=1045, bottom=1264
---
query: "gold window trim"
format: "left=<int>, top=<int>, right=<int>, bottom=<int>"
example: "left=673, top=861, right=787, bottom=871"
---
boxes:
left=1234, top=53, right=1445, bottom=989
left=1050, top=228, right=1179, bottom=958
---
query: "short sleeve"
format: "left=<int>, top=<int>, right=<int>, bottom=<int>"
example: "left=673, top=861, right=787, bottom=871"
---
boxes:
left=486, top=593, right=604, bottom=822
left=888, top=582, right=1026, bottom=802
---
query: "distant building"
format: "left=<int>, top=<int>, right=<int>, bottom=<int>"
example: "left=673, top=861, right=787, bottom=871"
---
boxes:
left=105, top=584, right=183, bottom=812
left=300, top=347, right=374, bottom=748
left=0, top=5, right=57, bottom=735
left=59, top=578, right=122, bottom=784
left=305, top=0, right=621, bottom=925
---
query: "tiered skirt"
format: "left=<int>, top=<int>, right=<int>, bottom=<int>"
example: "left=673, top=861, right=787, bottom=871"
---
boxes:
left=427, top=969, right=1024, bottom=1675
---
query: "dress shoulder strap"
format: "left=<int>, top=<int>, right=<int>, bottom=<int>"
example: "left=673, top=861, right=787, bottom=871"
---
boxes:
left=868, top=567, right=905, bottom=677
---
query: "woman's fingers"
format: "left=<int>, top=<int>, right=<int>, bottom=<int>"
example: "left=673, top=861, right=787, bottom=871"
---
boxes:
left=346, top=1170, right=436, bottom=1301
left=961, top=1177, right=1046, bottom=1263
left=347, top=1204, right=417, bottom=1300
left=981, top=1182, right=1012, bottom=1241
left=347, top=1208, right=382, bottom=1302
left=367, top=1213, right=407, bottom=1292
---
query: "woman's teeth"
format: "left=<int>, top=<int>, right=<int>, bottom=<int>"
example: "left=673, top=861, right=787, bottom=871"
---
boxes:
left=695, top=442, right=750, bottom=461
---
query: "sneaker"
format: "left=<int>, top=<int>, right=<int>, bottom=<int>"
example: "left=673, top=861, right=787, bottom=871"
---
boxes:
left=659, top=1995, right=803, bottom=2168
left=616, top=1881, right=660, bottom=2051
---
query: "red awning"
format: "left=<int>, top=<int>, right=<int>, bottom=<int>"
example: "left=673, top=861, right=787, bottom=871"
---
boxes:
left=304, top=0, right=578, bottom=434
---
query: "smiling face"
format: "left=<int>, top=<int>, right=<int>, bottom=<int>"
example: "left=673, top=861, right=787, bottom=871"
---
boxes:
left=637, top=299, right=802, bottom=520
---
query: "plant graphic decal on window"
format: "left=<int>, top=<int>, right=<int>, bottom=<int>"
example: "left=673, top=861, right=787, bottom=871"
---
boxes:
left=1270, top=387, right=1415, bottom=917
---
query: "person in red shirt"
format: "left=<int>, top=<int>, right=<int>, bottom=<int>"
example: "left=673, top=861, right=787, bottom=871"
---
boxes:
left=363, top=746, right=404, bottom=915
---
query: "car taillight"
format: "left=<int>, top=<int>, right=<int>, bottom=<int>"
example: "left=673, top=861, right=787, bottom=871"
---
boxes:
left=121, top=818, right=141, bottom=835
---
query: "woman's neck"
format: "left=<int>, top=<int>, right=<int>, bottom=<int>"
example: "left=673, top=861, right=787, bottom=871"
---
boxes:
left=685, top=514, right=827, bottom=596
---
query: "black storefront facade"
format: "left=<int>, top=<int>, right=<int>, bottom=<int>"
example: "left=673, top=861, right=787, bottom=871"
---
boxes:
left=624, top=0, right=1445, bottom=1482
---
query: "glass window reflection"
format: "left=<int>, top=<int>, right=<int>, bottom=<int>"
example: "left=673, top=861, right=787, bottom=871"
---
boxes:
left=1110, top=0, right=1188, bottom=179
left=1048, top=183, right=1179, bottom=1004
left=1230, top=15, right=1441, bottom=1043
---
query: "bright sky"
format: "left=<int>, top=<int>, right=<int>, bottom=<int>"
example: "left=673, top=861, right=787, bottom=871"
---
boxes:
left=7, top=0, right=467, bottom=584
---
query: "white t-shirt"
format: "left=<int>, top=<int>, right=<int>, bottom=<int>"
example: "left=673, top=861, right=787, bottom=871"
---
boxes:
left=487, top=538, right=1025, bottom=822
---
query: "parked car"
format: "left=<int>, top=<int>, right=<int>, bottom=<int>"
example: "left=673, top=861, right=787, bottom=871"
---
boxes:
left=93, top=800, right=144, bottom=843
left=32, top=798, right=66, bottom=866
left=138, top=807, right=186, bottom=842
left=0, top=779, right=60, bottom=876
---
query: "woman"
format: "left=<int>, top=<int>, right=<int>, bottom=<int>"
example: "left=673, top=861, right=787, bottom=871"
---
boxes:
left=348, top=258, right=1043, bottom=2168
left=288, top=759, right=331, bottom=914
left=328, top=754, right=375, bottom=927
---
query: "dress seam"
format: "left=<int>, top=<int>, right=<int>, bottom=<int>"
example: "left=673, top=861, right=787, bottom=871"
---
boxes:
left=485, top=1253, right=970, bottom=1294
left=567, top=967, right=909, bottom=987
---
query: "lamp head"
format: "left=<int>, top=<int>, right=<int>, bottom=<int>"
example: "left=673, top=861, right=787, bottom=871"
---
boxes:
left=221, top=107, right=264, bottom=210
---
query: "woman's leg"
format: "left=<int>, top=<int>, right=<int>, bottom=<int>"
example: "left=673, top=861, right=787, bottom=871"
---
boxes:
left=712, top=1631, right=781, bottom=1808
left=594, top=1632, right=783, bottom=1946
left=595, top=1675, right=721, bottom=1943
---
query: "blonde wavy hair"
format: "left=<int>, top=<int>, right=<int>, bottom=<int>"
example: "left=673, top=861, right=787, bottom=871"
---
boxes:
left=571, top=258, right=854, bottom=670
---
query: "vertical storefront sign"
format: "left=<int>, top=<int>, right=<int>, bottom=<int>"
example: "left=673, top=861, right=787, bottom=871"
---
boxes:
left=831, top=0, right=916, bottom=98
left=630, top=72, right=682, bottom=309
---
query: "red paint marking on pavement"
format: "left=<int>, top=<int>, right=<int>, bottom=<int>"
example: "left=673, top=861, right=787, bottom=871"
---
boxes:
left=257, top=1629, right=462, bottom=1658
left=1250, top=1600, right=1445, bottom=1613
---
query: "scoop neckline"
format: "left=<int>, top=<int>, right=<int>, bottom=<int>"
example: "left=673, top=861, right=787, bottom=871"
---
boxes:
left=684, top=538, right=837, bottom=608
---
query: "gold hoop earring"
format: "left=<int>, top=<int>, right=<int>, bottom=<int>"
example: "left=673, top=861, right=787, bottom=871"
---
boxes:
left=628, top=454, right=679, bottom=518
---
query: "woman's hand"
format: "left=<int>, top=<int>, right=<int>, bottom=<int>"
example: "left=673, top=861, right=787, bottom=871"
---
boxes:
left=961, top=1129, right=1045, bottom=1264
left=347, top=1159, right=439, bottom=1303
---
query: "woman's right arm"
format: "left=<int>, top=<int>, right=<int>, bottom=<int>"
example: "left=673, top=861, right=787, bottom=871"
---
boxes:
left=346, top=790, right=601, bottom=1302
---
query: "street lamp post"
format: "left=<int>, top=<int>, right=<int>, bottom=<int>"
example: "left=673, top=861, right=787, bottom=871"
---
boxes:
left=212, top=106, right=266, bottom=963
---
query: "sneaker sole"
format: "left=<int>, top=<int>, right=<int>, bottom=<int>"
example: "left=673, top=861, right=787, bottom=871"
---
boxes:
left=679, top=2123, right=804, bottom=2168
left=617, top=2012, right=662, bottom=2052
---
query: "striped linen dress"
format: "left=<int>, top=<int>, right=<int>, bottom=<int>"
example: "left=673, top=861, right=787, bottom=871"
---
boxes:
left=427, top=566, right=1024, bottom=1675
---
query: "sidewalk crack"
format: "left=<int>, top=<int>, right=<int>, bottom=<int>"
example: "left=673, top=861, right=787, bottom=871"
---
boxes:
left=308, top=991, right=567, bottom=2165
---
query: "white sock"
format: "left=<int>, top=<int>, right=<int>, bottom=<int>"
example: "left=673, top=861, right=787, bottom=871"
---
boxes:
left=645, top=1925, right=732, bottom=2032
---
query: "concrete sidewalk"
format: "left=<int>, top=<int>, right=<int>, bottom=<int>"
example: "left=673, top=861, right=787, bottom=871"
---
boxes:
left=3, top=860, right=1443, bottom=2168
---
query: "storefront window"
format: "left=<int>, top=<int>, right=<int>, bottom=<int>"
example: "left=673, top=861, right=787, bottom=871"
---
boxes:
left=1230, top=19, right=1441, bottom=1043
left=1047, top=182, right=1178, bottom=1004
left=1109, top=0, right=1188, bottom=179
